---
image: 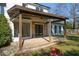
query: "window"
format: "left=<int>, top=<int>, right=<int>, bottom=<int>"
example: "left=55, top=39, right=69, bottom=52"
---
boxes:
left=59, top=26, right=61, bottom=34
left=14, top=22, right=30, bottom=37
left=36, top=7, right=39, bottom=11
left=14, top=22, right=19, bottom=37
left=35, top=24, right=43, bottom=37
left=54, top=25, right=57, bottom=34
left=22, top=23, right=30, bottom=37
left=0, top=6, right=4, bottom=14
left=40, top=8, right=43, bottom=12
left=36, top=7, right=43, bottom=12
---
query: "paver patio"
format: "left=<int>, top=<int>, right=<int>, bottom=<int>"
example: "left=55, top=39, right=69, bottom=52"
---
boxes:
left=0, top=36, right=66, bottom=56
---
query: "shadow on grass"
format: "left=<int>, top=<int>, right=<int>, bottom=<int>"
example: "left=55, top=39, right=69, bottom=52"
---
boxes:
left=66, top=35, right=79, bottom=42
left=64, top=49, right=79, bottom=56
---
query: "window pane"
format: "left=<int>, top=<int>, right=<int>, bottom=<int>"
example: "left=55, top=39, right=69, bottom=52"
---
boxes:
left=40, top=8, right=43, bottom=12
left=36, top=7, right=39, bottom=11
left=59, top=26, right=61, bottom=34
left=14, top=22, right=19, bottom=37
left=54, top=25, right=57, bottom=33
left=35, top=25, right=43, bottom=37
left=22, top=23, right=30, bottom=37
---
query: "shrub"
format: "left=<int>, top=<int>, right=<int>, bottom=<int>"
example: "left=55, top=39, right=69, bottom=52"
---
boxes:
left=0, top=14, right=12, bottom=48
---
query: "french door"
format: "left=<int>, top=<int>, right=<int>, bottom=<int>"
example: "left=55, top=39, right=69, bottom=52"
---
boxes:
left=35, top=24, right=43, bottom=37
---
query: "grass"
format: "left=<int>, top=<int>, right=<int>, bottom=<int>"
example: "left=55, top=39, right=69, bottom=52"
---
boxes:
left=53, top=41, right=79, bottom=56
left=53, top=35, right=79, bottom=56
left=15, top=35, right=79, bottom=56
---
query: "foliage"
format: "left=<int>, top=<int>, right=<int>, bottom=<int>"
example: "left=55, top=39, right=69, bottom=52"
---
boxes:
left=0, top=14, right=12, bottom=48
left=66, top=21, right=73, bottom=29
left=66, top=35, right=79, bottom=41
left=53, top=3, right=79, bottom=29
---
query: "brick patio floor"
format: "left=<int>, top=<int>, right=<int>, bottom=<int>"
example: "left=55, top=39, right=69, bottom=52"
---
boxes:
left=0, top=36, right=66, bottom=55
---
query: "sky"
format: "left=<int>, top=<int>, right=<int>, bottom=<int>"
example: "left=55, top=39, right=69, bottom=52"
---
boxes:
left=41, top=3, right=58, bottom=12
left=40, top=3, right=79, bottom=22
left=41, top=3, right=57, bottom=8
left=40, top=3, right=69, bottom=17
left=40, top=3, right=73, bottom=22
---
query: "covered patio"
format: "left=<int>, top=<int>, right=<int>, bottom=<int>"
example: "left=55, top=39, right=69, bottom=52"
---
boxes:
left=8, top=5, right=67, bottom=50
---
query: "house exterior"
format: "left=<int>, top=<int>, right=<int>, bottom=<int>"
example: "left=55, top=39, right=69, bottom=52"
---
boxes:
left=0, top=3, right=67, bottom=42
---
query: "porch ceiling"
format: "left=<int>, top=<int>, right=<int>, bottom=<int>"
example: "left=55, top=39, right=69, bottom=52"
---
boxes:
left=7, top=5, right=68, bottom=20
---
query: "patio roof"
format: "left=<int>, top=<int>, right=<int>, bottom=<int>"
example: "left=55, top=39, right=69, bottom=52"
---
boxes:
left=7, top=5, right=68, bottom=20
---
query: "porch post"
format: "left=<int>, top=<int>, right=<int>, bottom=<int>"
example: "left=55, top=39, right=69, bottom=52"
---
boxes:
left=43, top=24, right=45, bottom=37
left=48, top=19, right=52, bottom=42
left=30, top=21, right=32, bottom=38
left=64, top=19, right=66, bottom=38
left=19, top=14, right=23, bottom=50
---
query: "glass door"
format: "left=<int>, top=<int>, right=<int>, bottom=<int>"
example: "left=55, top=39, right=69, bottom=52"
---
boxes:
left=35, top=24, right=43, bottom=37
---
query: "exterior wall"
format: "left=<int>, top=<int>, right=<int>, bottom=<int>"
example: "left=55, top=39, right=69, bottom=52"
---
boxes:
left=25, top=4, right=36, bottom=10
left=43, top=9, right=48, bottom=13
left=25, top=3, right=49, bottom=13
left=43, top=23, right=48, bottom=36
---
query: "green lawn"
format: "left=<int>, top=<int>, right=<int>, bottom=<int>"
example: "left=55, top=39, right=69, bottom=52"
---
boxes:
left=15, top=35, right=79, bottom=56
left=55, top=35, right=79, bottom=56
left=53, top=40, right=79, bottom=56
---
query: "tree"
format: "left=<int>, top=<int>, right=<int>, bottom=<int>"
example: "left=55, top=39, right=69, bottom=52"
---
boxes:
left=52, top=3, right=79, bottom=29
left=69, top=4, right=79, bottom=29
left=0, top=14, right=12, bottom=48
left=66, top=21, right=73, bottom=29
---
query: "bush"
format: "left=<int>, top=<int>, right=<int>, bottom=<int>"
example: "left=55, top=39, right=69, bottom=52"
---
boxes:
left=0, top=14, right=12, bottom=48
